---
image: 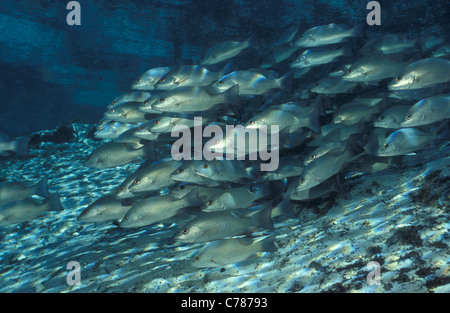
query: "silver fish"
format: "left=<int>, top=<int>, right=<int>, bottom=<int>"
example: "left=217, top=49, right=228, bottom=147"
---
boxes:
left=260, top=43, right=300, bottom=69
left=170, top=160, right=221, bottom=186
left=431, top=42, right=450, bottom=58
left=0, top=136, right=29, bottom=157
left=172, top=206, right=274, bottom=243
left=131, top=67, right=172, bottom=90
left=388, top=58, right=450, bottom=90
left=77, top=195, right=134, bottom=223
left=119, top=194, right=201, bottom=228
left=84, top=142, right=156, bottom=169
left=195, top=160, right=252, bottom=183
left=200, top=35, right=259, bottom=65
left=361, top=34, right=418, bottom=55
left=342, top=54, right=412, bottom=83
left=0, top=178, right=49, bottom=206
left=373, top=128, right=437, bottom=156
left=140, top=85, right=240, bottom=116
left=94, top=121, right=139, bottom=140
left=0, top=194, right=63, bottom=226
left=128, top=158, right=182, bottom=194
left=108, top=91, right=151, bottom=108
left=373, top=105, right=412, bottom=128
left=400, top=94, right=450, bottom=127
left=294, top=23, right=363, bottom=47
left=311, top=76, right=358, bottom=94
left=192, top=236, right=277, bottom=268
left=213, top=70, right=293, bottom=96
left=154, top=64, right=231, bottom=90
left=290, top=46, right=352, bottom=69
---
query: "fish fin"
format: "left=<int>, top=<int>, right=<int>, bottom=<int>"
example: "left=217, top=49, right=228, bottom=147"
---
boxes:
left=277, top=70, right=294, bottom=93
left=142, top=142, right=158, bottom=161
left=35, top=177, right=50, bottom=199
left=259, top=235, right=278, bottom=253
left=306, top=100, right=321, bottom=133
left=47, top=193, right=64, bottom=211
left=219, top=62, right=233, bottom=77
left=274, top=196, right=295, bottom=218
left=224, top=85, right=241, bottom=118
left=247, top=34, right=260, bottom=50
left=251, top=204, right=274, bottom=231
left=13, top=136, right=30, bottom=156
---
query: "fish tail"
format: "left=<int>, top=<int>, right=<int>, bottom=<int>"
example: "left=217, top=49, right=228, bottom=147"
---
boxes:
left=277, top=70, right=294, bottom=93
left=251, top=204, right=274, bottom=231
left=351, top=23, right=365, bottom=38
left=13, top=136, right=30, bottom=156
left=258, top=235, right=278, bottom=253
left=47, top=193, right=64, bottom=211
left=35, top=177, right=50, bottom=198
left=247, top=34, right=260, bottom=50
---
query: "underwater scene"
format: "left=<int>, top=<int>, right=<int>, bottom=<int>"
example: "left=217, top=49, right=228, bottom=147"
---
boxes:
left=0, top=0, right=449, bottom=293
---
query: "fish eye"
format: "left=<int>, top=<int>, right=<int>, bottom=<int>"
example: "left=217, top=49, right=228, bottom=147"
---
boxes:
left=99, top=127, right=104, bottom=131
left=249, top=121, right=255, bottom=125
left=134, top=179, right=140, bottom=185
left=299, top=178, right=305, bottom=184
left=195, top=256, right=200, bottom=261
left=154, top=120, right=160, bottom=125
left=158, top=98, right=165, bottom=103
left=383, top=144, right=389, bottom=149
left=138, top=126, right=143, bottom=130
left=207, top=201, right=213, bottom=206
left=120, top=186, right=126, bottom=191
left=123, top=216, right=128, bottom=221
left=217, top=80, right=223, bottom=85
left=203, top=163, right=208, bottom=169
left=182, top=228, right=189, bottom=234
left=396, top=76, right=403, bottom=82
left=137, top=78, right=141, bottom=82
left=405, top=114, right=411, bottom=120
left=299, top=36, right=303, bottom=40
left=310, top=155, right=316, bottom=159
left=109, top=109, right=115, bottom=113
left=112, top=100, right=116, bottom=104
left=143, top=101, right=148, bottom=105
left=179, top=185, right=185, bottom=190
left=177, top=168, right=184, bottom=174
left=347, top=69, right=352, bottom=74
left=160, top=78, right=165, bottom=82
left=380, top=116, right=385, bottom=120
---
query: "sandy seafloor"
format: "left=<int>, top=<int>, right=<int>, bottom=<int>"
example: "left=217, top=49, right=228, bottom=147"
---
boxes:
left=0, top=123, right=449, bottom=293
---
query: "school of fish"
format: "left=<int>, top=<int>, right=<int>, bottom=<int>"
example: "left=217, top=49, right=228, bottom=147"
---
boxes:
left=2, top=22, right=449, bottom=268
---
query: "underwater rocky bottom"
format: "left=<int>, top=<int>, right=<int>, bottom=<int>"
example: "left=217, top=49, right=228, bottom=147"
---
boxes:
left=0, top=123, right=448, bottom=293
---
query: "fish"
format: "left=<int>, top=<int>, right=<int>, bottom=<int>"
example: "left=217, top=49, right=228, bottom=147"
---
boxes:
left=277, top=24, right=301, bottom=45
left=119, top=194, right=202, bottom=228
left=294, top=138, right=364, bottom=191
left=332, top=101, right=382, bottom=125
left=131, top=67, right=172, bottom=90
left=128, top=158, right=182, bottom=194
left=103, top=101, right=151, bottom=124
left=170, top=160, right=221, bottom=186
left=294, top=23, right=363, bottom=47
left=212, top=70, right=293, bottom=96
left=307, top=121, right=367, bottom=146
left=431, top=42, right=450, bottom=58
left=290, top=174, right=345, bottom=201
left=360, top=34, right=418, bottom=55
left=140, top=85, right=240, bottom=116
left=135, top=116, right=215, bottom=139
left=77, top=195, right=134, bottom=223
left=195, top=159, right=252, bottom=183
left=399, top=94, right=450, bottom=127
left=191, top=236, right=277, bottom=268
left=172, top=205, right=274, bottom=243
left=371, top=127, right=437, bottom=157
left=261, top=154, right=304, bottom=181
left=290, top=46, right=352, bottom=69
left=0, top=178, right=49, bottom=206
left=388, top=58, right=450, bottom=90
left=373, top=105, right=412, bottom=128
left=154, top=64, right=231, bottom=90
left=342, top=54, right=412, bottom=83
left=201, top=183, right=273, bottom=212
left=311, top=76, right=359, bottom=94
left=94, top=121, right=139, bottom=140
left=0, top=193, right=63, bottom=226
left=200, top=35, right=259, bottom=65
left=84, top=142, right=156, bottom=169
left=108, top=91, right=152, bottom=108
left=244, top=101, right=320, bottom=134
left=303, top=141, right=348, bottom=166
left=0, top=136, right=30, bottom=157
left=260, top=43, right=300, bottom=69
